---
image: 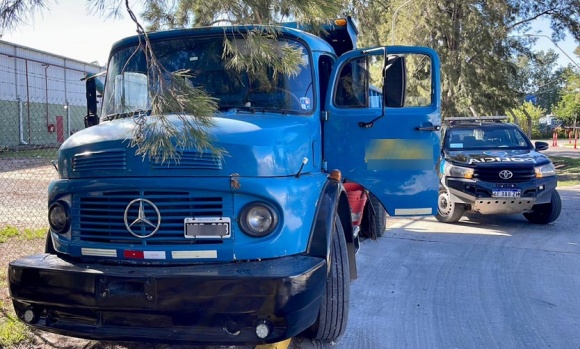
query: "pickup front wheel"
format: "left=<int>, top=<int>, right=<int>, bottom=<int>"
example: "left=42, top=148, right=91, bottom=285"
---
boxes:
left=523, top=190, right=562, bottom=224
left=435, top=188, right=465, bottom=223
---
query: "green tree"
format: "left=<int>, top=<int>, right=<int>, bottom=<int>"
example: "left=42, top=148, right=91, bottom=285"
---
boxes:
left=510, top=50, right=564, bottom=114
left=140, top=0, right=341, bottom=28
left=349, top=0, right=580, bottom=119
left=552, top=70, right=580, bottom=126
left=0, top=0, right=51, bottom=31
left=508, top=101, right=547, bottom=138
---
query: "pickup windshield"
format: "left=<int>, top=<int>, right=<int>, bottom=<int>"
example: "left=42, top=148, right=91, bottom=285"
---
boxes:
left=445, top=125, right=533, bottom=150
left=101, top=35, right=314, bottom=118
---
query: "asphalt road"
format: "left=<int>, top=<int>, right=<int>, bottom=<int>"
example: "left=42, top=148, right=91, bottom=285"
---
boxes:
left=289, top=185, right=580, bottom=349
left=535, top=139, right=580, bottom=159
left=18, top=144, right=580, bottom=349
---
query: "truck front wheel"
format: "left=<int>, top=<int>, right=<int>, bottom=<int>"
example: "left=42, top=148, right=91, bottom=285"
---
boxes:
left=523, top=190, right=562, bottom=224
left=305, top=216, right=350, bottom=341
left=435, top=188, right=465, bottom=223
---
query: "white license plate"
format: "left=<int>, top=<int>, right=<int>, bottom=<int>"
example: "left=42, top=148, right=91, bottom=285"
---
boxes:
left=492, top=189, right=521, bottom=198
left=184, top=217, right=231, bottom=239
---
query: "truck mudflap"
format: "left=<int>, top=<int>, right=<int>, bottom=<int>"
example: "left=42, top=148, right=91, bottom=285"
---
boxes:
left=8, top=253, right=327, bottom=345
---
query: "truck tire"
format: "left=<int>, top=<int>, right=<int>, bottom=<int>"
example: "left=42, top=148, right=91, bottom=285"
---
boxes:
left=306, top=216, right=350, bottom=341
left=523, top=190, right=562, bottom=224
left=435, top=188, right=465, bottom=223
left=361, top=194, right=387, bottom=238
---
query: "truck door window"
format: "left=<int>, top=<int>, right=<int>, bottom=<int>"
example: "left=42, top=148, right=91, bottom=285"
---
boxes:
left=335, top=56, right=369, bottom=108
left=333, top=53, right=433, bottom=109
left=402, top=54, right=433, bottom=107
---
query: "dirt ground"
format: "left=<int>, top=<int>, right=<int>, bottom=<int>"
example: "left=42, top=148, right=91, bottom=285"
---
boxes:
left=0, top=160, right=56, bottom=230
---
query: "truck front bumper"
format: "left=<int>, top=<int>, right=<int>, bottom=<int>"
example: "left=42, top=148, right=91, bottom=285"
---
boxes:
left=8, top=253, right=326, bottom=345
left=445, top=176, right=557, bottom=215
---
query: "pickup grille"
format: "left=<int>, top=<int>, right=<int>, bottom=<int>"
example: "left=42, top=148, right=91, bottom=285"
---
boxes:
left=74, top=190, right=231, bottom=245
left=474, top=167, right=535, bottom=182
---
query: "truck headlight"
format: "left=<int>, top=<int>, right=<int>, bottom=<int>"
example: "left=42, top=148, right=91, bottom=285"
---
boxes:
left=535, top=163, right=556, bottom=178
left=239, top=202, right=278, bottom=237
left=48, top=201, right=70, bottom=234
left=443, top=162, right=474, bottom=179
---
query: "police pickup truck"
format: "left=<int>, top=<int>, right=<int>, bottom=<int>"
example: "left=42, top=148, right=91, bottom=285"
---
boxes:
left=437, top=116, right=561, bottom=224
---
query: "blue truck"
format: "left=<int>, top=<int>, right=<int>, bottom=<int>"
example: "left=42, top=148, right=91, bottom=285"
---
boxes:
left=8, top=18, right=441, bottom=345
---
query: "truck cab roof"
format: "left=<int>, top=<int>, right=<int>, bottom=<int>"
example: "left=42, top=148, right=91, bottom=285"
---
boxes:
left=109, top=19, right=357, bottom=61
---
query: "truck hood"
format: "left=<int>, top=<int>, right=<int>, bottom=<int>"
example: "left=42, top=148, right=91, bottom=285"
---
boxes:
left=443, top=148, right=552, bottom=167
left=59, top=114, right=315, bottom=178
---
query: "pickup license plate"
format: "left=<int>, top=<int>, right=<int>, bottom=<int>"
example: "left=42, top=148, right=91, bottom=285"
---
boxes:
left=184, top=217, right=231, bottom=239
left=492, top=189, right=521, bottom=198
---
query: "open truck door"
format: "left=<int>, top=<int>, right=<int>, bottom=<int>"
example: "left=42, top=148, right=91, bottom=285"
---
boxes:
left=324, top=46, right=441, bottom=216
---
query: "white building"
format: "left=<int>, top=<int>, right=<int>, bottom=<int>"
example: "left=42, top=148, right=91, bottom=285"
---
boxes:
left=0, top=40, right=104, bottom=147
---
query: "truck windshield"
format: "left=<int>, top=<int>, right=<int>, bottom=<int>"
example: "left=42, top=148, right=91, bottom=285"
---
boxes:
left=102, top=35, right=314, bottom=119
left=446, top=126, right=533, bottom=150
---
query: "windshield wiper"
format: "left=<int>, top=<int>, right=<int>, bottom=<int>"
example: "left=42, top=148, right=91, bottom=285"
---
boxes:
left=253, top=107, right=293, bottom=115
left=219, top=105, right=256, bottom=113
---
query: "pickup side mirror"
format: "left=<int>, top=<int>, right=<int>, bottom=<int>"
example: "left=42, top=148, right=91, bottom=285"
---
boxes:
left=535, top=141, right=549, bottom=151
left=383, top=56, right=406, bottom=108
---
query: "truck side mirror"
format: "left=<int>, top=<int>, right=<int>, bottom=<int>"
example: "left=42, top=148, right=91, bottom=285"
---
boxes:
left=85, top=77, right=99, bottom=128
left=382, top=56, right=406, bottom=108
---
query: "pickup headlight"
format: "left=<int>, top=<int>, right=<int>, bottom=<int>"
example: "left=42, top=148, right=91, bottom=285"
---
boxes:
left=535, top=163, right=556, bottom=178
left=239, top=202, right=279, bottom=237
left=443, top=162, right=474, bottom=179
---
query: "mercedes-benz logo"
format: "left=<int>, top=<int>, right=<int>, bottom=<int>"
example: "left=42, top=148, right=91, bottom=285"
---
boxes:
left=498, top=170, right=513, bottom=180
left=124, top=198, right=161, bottom=238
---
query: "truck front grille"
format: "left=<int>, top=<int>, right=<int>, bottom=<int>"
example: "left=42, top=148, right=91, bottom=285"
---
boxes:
left=74, top=190, right=231, bottom=245
left=73, top=149, right=127, bottom=172
left=150, top=151, right=222, bottom=170
left=474, top=167, right=535, bottom=182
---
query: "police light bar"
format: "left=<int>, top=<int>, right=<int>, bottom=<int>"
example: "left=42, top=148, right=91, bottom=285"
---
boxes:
left=445, top=116, right=508, bottom=122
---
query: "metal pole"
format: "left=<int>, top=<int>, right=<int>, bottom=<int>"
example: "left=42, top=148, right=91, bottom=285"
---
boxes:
left=524, top=34, right=580, bottom=69
left=43, top=64, right=49, bottom=129
left=17, top=97, right=27, bottom=145
left=574, top=116, right=578, bottom=150
left=65, top=102, right=71, bottom=139
left=24, top=59, right=31, bottom=144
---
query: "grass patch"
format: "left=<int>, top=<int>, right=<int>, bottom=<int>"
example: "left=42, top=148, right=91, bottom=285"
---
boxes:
left=552, top=156, right=580, bottom=187
left=0, top=227, right=19, bottom=243
left=0, top=302, right=31, bottom=348
left=0, top=148, right=57, bottom=160
left=0, top=226, right=46, bottom=243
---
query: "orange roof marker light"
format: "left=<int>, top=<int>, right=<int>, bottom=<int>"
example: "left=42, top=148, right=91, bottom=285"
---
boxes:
left=334, top=18, right=348, bottom=26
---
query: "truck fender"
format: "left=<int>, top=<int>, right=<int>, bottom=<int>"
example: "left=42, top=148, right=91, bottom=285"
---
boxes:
left=306, top=180, right=357, bottom=280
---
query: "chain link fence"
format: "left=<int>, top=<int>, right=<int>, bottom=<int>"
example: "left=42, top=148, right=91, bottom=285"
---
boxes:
left=0, top=93, right=89, bottom=346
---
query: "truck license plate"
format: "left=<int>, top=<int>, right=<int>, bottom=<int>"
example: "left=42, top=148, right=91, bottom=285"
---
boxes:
left=184, top=217, right=231, bottom=239
left=492, top=189, right=521, bottom=198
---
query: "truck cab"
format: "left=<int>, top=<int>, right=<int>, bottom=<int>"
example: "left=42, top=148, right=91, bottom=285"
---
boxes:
left=9, top=18, right=441, bottom=345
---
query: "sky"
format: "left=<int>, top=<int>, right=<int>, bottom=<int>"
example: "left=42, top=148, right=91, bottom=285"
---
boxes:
left=0, top=1, right=144, bottom=66
left=0, top=1, right=579, bottom=69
